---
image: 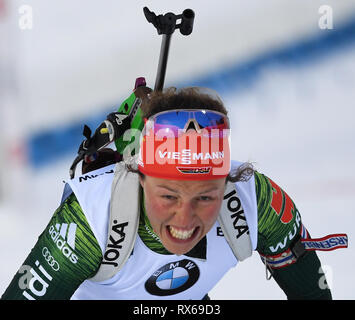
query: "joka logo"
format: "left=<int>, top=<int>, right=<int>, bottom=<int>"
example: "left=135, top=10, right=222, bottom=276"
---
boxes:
left=101, top=220, right=128, bottom=267
left=48, top=223, right=78, bottom=264
left=145, top=259, right=200, bottom=296
left=224, top=188, right=249, bottom=239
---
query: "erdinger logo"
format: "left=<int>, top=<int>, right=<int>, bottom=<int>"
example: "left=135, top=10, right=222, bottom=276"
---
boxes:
left=145, top=259, right=200, bottom=296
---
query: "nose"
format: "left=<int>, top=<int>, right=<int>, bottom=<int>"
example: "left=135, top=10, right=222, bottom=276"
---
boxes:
left=174, top=200, right=195, bottom=226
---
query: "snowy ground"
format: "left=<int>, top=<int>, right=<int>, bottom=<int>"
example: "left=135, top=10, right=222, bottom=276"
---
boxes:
left=1, top=41, right=354, bottom=300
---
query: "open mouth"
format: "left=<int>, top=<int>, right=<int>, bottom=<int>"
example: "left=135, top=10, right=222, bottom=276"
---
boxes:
left=167, top=226, right=199, bottom=241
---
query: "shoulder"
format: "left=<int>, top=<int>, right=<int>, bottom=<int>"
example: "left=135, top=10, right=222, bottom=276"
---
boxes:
left=254, top=171, right=297, bottom=226
left=53, top=193, right=103, bottom=269
left=226, top=160, right=258, bottom=251
left=63, top=164, right=116, bottom=254
left=45, top=193, right=103, bottom=282
left=65, top=164, right=116, bottom=199
left=254, top=171, right=302, bottom=255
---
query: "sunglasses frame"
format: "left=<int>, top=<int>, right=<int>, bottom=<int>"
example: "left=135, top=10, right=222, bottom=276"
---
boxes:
left=144, top=109, right=230, bottom=136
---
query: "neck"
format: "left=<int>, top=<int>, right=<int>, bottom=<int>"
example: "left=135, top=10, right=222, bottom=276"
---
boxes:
left=138, top=192, right=171, bottom=254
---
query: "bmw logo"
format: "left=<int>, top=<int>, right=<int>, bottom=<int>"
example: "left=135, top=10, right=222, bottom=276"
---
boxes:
left=145, top=259, right=200, bottom=296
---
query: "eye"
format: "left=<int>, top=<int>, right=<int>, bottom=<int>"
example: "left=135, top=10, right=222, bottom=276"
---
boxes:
left=161, top=195, right=177, bottom=201
left=197, top=196, right=213, bottom=201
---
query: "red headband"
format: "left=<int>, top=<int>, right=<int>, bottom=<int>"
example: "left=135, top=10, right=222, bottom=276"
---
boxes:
left=137, top=109, right=231, bottom=180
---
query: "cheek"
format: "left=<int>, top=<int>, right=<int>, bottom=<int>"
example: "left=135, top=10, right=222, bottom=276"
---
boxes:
left=144, top=193, right=169, bottom=224
left=198, top=202, right=222, bottom=227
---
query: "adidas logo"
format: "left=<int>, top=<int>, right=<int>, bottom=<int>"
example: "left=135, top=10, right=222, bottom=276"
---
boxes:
left=48, top=223, right=78, bottom=264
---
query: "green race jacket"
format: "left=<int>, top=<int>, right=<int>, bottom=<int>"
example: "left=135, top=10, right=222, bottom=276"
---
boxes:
left=1, top=171, right=331, bottom=300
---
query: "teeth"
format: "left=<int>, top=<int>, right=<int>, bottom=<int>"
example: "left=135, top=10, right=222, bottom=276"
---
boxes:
left=169, top=226, right=195, bottom=240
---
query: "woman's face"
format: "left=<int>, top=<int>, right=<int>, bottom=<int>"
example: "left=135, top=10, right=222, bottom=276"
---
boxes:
left=140, top=175, right=226, bottom=255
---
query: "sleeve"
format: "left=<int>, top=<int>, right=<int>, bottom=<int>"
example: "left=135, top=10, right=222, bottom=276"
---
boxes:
left=254, top=171, right=332, bottom=300
left=1, top=193, right=102, bottom=300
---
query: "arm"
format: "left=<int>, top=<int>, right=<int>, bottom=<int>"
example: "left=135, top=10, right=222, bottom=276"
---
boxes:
left=254, top=172, right=332, bottom=300
left=1, top=193, right=102, bottom=300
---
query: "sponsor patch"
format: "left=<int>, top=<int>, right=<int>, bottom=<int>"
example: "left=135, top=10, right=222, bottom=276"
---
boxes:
left=261, top=233, right=348, bottom=270
left=177, top=167, right=211, bottom=174
left=145, top=259, right=200, bottom=296
left=101, top=220, right=129, bottom=267
left=302, top=234, right=348, bottom=251
left=48, top=223, right=78, bottom=264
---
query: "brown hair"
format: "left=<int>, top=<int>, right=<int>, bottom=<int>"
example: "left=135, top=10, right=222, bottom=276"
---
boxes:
left=140, top=87, right=228, bottom=118
left=128, top=87, right=254, bottom=182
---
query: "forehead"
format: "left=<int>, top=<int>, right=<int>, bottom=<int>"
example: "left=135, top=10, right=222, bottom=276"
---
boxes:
left=144, top=175, right=226, bottom=194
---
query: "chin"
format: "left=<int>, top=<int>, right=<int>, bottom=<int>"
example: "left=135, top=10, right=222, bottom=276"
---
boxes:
left=169, top=248, right=192, bottom=256
left=164, top=241, right=198, bottom=256
left=162, top=226, right=202, bottom=255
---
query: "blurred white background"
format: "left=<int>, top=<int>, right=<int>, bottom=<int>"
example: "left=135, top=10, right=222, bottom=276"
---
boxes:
left=0, top=0, right=354, bottom=299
